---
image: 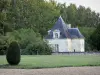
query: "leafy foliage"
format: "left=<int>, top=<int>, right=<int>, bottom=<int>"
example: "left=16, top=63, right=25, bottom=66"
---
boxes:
left=61, top=4, right=100, bottom=27
left=0, top=0, right=100, bottom=54
left=6, top=41, right=20, bottom=65
left=0, top=36, right=8, bottom=55
left=89, top=24, right=100, bottom=51
left=0, top=0, right=11, bottom=55
left=7, top=28, right=52, bottom=55
left=6, top=0, right=60, bottom=36
left=79, top=27, right=96, bottom=51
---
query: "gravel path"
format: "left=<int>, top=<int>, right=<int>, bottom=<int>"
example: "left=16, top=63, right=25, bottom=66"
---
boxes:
left=0, top=67, right=100, bottom=75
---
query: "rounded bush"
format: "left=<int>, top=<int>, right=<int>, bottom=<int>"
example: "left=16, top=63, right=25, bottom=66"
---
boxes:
left=6, top=41, right=20, bottom=65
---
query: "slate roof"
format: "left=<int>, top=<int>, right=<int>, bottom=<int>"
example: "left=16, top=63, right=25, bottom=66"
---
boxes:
left=45, top=16, right=84, bottom=39
left=68, top=28, right=84, bottom=38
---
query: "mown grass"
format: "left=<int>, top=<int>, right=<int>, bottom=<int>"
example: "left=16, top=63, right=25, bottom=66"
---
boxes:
left=0, top=55, right=100, bottom=69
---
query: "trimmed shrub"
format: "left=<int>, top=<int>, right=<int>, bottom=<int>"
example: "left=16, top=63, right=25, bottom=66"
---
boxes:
left=6, top=41, right=20, bottom=65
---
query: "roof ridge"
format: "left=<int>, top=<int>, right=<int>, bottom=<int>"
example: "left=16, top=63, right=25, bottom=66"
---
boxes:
left=59, top=16, right=71, bottom=38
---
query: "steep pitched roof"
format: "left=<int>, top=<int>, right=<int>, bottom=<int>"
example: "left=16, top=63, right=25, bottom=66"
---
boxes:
left=68, top=28, right=84, bottom=38
left=45, top=16, right=84, bottom=39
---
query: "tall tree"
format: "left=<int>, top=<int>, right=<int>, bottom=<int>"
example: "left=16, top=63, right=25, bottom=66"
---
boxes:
left=0, top=0, right=10, bottom=35
left=89, top=23, right=100, bottom=51
left=61, top=4, right=77, bottom=27
left=7, top=0, right=60, bottom=36
left=0, top=0, right=11, bottom=54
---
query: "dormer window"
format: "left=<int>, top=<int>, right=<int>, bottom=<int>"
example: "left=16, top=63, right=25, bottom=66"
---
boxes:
left=55, top=33, right=59, bottom=38
left=53, top=29, right=60, bottom=39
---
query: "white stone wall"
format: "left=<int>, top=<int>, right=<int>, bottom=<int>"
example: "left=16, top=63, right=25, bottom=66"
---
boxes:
left=46, top=38, right=85, bottom=52
left=47, top=39, right=68, bottom=52
left=67, top=39, right=72, bottom=52
left=80, top=39, right=85, bottom=52
left=71, top=39, right=85, bottom=52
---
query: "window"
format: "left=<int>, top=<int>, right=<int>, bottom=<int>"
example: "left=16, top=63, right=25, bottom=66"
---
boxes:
left=53, top=29, right=60, bottom=39
left=55, top=33, right=58, bottom=38
left=55, top=44, right=59, bottom=52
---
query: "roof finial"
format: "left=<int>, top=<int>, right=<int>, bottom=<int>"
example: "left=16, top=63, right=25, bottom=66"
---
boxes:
left=59, top=15, right=62, bottom=18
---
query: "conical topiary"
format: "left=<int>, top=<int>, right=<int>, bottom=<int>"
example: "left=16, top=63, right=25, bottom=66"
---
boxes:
left=6, top=41, right=20, bottom=65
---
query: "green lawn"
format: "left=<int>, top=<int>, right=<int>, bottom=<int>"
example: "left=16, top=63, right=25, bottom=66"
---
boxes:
left=0, top=55, right=100, bottom=69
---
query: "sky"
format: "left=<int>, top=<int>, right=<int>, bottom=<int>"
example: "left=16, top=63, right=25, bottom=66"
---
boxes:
left=54, top=0, right=100, bottom=13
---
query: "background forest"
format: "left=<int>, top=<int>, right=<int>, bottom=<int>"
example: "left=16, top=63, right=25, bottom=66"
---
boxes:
left=0, top=0, right=100, bottom=55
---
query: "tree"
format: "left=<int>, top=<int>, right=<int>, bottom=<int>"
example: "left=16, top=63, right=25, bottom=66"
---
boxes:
left=0, top=0, right=11, bottom=55
left=1, top=0, right=100, bottom=54
left=6, top=0, right=60, bottom=36
left=0, top=0, right=11, bottom=35
left=7, top=28, right=52, bottom=55
left=89, top=24, right=100, bottom=51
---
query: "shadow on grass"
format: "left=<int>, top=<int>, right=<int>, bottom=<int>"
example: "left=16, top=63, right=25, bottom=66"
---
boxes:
left=0, top=64, right=9, bottom=68
left=0, top=64, right=22, bottom=69
left=0, top=64, right=100, bottom=69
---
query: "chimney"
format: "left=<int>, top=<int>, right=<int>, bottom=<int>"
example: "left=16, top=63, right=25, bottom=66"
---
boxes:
left=67, top=24, right=71, bottom=28
left=48, top=30, right=51, bottom=34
